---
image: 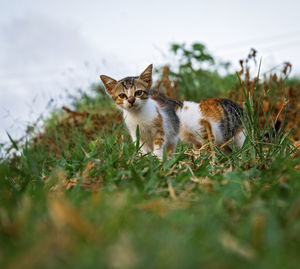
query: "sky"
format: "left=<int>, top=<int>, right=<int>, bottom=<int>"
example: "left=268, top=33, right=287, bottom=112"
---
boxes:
left=1, top=0, right=300, bottom=145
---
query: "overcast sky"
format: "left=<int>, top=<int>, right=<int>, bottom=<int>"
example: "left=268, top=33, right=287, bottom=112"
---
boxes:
left=1, top=0, right=300, bottom=144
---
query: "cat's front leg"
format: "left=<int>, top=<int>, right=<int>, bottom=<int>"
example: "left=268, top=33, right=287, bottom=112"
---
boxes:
left=129, top=127, right=151, bottom=155
left=128, top=128, right=137, bottom=145
left=140, top=144, right=152, bottom=155
left=152, top=108, right=166, bottom=159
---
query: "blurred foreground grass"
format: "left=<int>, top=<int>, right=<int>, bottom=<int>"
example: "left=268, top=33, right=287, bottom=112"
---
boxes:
left=1, top=45, right=300, bottom=268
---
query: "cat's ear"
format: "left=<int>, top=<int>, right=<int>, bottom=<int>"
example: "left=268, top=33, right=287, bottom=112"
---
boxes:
left=100, top=75, right=117, bottom=95
left=139, top=64, right=153, bottom=88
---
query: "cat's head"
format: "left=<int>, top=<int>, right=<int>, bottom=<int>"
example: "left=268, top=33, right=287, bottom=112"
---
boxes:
left=100, top=64, right=153, bottom=111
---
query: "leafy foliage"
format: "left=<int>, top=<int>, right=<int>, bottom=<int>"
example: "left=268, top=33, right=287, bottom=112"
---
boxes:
left=167, top=42, right=237, bottom=100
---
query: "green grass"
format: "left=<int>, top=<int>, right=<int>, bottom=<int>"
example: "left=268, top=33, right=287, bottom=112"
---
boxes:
left=1, top=45, right=300, bottom=268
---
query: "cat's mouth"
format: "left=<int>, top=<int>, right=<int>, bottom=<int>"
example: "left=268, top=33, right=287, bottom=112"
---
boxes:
left=127, top=103, right=140, bottom=111
left=129, top=104, right=138, bottom=109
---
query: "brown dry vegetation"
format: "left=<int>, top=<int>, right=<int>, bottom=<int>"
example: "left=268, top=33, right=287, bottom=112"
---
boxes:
left=33, top=105, right=123, bottom=158
left=229, top=50, right=300, bottom=142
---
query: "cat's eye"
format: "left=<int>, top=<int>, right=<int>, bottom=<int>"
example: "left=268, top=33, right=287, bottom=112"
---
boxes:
left=134, top=90, right=143, bottom=97
left=118, top=93, right=127, bottom=99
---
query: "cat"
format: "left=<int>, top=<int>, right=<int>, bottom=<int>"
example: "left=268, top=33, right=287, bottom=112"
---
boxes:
left=100, top=64, right=182, bottom=159
left=100, top=64, right=245, bottom=159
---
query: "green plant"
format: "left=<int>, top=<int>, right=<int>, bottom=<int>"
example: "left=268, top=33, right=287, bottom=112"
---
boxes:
left=167, top=42, right=237, bottom=100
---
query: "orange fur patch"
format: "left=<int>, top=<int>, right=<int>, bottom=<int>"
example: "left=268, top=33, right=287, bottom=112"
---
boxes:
left=153, top=108, right=165, bottom=146
left=199, top=98, right=224, bottom=121
left=154, top=138, right=164, bottom=146
left=199, top=119, right=215, bottom=142
left=174, top=105, right=180, bottom=112
left=115, top=97, right=124, bottom=105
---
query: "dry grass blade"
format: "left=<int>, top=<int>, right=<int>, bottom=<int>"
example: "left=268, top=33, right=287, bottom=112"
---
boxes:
left=153, top=65, right=179, bottom=99
left=49, top=196, right=98, bottom=240
left=220, top=232, right=256, bottom=260
left=167, top=181, right=178, bottom=200
left=138, top=198, right=189, bottom=216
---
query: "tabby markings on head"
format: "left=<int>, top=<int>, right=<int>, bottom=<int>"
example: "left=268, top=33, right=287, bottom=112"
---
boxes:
left=100, top=64, right=181, bottom=159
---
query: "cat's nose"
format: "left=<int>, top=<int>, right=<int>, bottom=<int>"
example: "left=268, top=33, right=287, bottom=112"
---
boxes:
left=128, top=96, right=135, bottom=105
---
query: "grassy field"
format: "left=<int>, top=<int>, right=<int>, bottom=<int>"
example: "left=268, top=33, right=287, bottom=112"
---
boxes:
left=1, top=45, right=300, bottom=268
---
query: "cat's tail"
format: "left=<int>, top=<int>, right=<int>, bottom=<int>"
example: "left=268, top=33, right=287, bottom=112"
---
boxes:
left=149, top=88, right=183, bottom=109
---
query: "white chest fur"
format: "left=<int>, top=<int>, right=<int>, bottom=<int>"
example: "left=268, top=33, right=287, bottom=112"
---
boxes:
left=123, top=99, right=160, bottom=144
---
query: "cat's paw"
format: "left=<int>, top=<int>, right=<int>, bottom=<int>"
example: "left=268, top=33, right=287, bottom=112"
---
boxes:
left=139, top=146, right=151, bottom=156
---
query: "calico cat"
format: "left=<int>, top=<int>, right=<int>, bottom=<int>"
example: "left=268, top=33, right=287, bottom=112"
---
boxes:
left=100, top=64, right=182, bottom=159
left=100, top=64, right=245, bottom=159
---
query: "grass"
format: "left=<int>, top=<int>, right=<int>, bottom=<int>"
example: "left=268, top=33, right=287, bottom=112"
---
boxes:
left=1, top=45, right=300, bottom=268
